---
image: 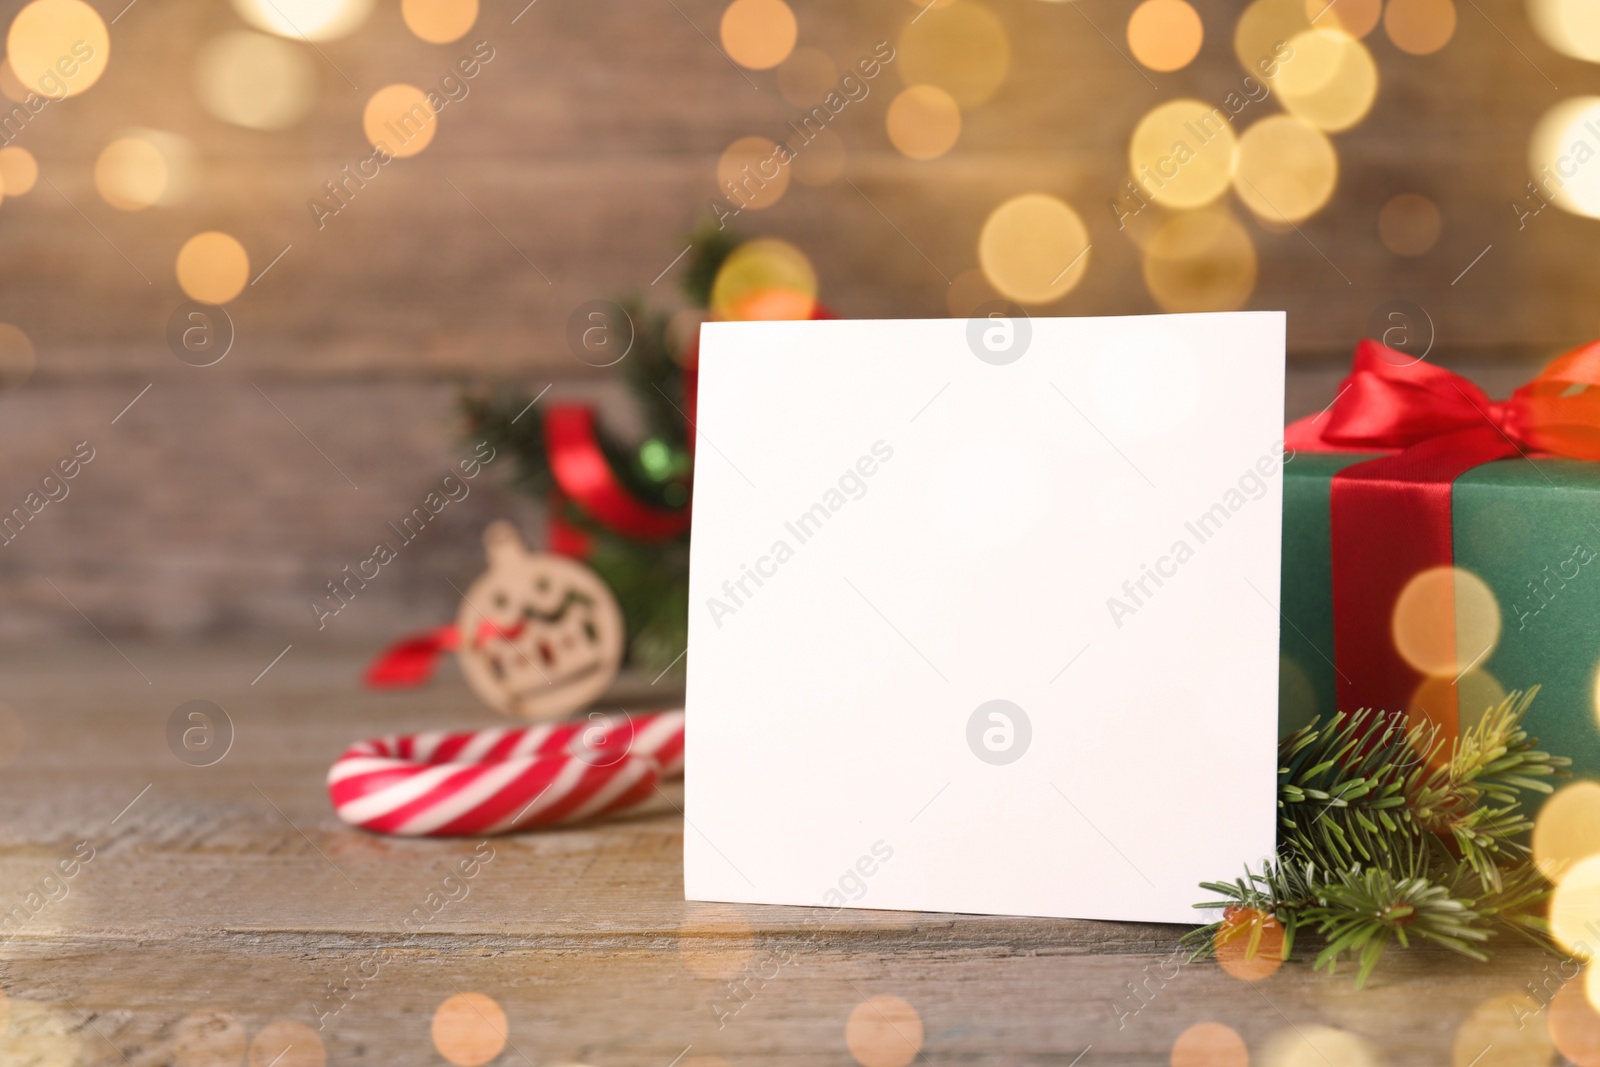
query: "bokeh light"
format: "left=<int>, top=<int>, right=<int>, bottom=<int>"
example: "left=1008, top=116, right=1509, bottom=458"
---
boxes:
left=1385, top=0, right=1456, bottom=55
left=886, top=85, right=961, bottom=160
left=1308, top=0, right=1381, bottom=38
left=95, top=136, right=168, bottom=211
left=1129, top=99, right=1239, bottom=209
left=1534, top=781, right=1600, bottom=880
left=432, top=992, right=508, bottom=1067
left=720, top=0, right=797, bottom=70
left=1409, top=668, right=1504, bottom=746
left=195, top=31, right=316, bottom=130
left=1214, top=906, right=1285, bottom=980
left=791, top=127, right=845, bottom=186
left=364, top=84, right=437, bottom=157
left=1260, top=1026, right=1377, bottom=1067
left=777, top=46, right=837, bottom=107
left=1236, top=0, right=1311, bottom=77
left=716, top=135, right=790, bottom=210
left=1549, top=852, right=1600, bottom=956
left=1276, top=29, right=1379, bottom=132
left=1529, top=98, right=1600, bottom=220
left=172, top=1011, right=247, bottom=1067
left=231, top=0, right=373, bottom=42
left=1453, top=995, right=1554, bottom=1067
left=6, top=0, right=109, bottom=98
left=978, top=193, right=1091, bottom=305
left=0, top=146, right=36, bottom=196
left=1234, top=114, right=1338, bottom=222
left=1391, top=566, right=1500, bottom=677
left=845, top=995, right=923, bottom=1067
left=898, top=1, right=1009, bottom=107
left=710, top=237, right=817, bottom=320
left=1171, top=1022, right=1249, bottom=1067
left=403, top=0, right=479, bottom=44
left=248, top=1021, right=325, bottom=1067
left=0, top=324, right=35, bottom=391
left=1530, top=0, right=1600, bottom=63
left=1549, top=977, right=1600, bottom=1067
left=176, top=232, right=251, bottom=306
left=1379, top=192, right=1442, bottom=255
left=1142, top=208, right=1257, bottom=313
left=1127, top=0, right=1204, bottom=72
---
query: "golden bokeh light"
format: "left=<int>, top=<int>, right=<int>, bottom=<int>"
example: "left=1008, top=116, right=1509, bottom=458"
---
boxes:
left=1235, top=0, right=1311, bottom=77
left=1529, top=98, right=1600, bottom=220
left=0, top=326, right=31, bottom=391
left=720, top=0, right=797, bottom=70
left=95, top=136, right=168, bottom=211
left=1385, top=0, right=1456, bottom=55
left=176, top=232, right=251, bottom=306
left=432, top=992, right=508, bottom=1067
left=195, top=31, right=316, bottom=131
left=1534, top=781, right=1600, bottom=881
left=0, top=146, right=37, bottom=196
left=1530, top=0, right=1600, bottom=63
left=1550, top=853, right=1600, bottom=957
left=1379, top=192, right=1442, bottom=255
left=677, top=902, right=757, bottom=978
left=1453, top=995, right=1555, bottom=1067
left=1276, top=29, right=1379, bottom=132
left=717, top=135, right=790, bottom=210
left=1233, top=114, right=1337, bottom=222
left=231, top=0, right=373, bottom=42
left=172, top=1011, right=247, bottom=1067
left=1307, top=0, right=1381, bottom=37
left=403, top=0, right=478, bottom=44
left=978, top=193, right=1091, bottom=306
left=710, top=237, right=817, bottom=321
left=1391, top=566, right=1500, bottom=677
left=886, top=85, right=961, bottom=160
left=1129, top=99, right=1239, bottom=210
left=1171, top=1022, right=1249, bottom=1067
left=1127, top=0, right=1204, bottom=72
left=898, top=1, right=1009, bottom=107
left=248, top=1021, right=325, bottom=1067
left=1142, top=208, right=1257, bottom=313
left=1550, top=977, right=1600, bottom=1067
left=1215, top=908, right=1285, bottom=980
left=777, top=47, right=837, bottom=107
left=1409, top=668, right=1504, bottom=747
left=845, top=995, right=923, bottom=1067
left=791, top=126, right=845, bottom=186
left=1260, top=1025, right=1377, bottom=1067
left=6, top=0, right=109, bottom=98
left=0, top=58, right=28, bottom=101
left=364, top=84, right=437, bottom=158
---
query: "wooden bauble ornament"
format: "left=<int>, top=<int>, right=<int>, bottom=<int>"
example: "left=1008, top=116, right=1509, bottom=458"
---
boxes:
left=454, top=520, right=625, bottom=720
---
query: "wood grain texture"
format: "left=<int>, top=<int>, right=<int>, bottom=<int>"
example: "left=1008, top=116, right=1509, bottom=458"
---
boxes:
left=0, top=644, right=1568, bottom=1066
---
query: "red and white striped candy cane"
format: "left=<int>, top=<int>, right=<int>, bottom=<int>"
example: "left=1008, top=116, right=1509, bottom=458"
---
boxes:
left=327, top=709, right=685, bottom=837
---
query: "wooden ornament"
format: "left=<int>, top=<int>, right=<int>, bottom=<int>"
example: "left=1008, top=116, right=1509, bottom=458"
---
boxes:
left=454, top=520, right=625, bottom=720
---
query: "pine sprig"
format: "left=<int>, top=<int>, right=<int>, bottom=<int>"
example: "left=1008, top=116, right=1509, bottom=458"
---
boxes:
left=1187, top=688, right=1569, bottom=986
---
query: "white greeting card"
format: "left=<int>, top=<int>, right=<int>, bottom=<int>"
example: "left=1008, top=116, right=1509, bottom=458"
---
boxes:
left=684, top=312, right=1285, bottom=923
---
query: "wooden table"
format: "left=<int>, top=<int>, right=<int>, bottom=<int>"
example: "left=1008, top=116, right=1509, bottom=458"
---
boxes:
left=0, top=642, right=1562, bottom=1067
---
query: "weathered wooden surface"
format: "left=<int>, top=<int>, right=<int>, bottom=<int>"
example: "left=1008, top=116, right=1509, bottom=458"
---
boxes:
left=0, top=643, right=1565, bottom=1066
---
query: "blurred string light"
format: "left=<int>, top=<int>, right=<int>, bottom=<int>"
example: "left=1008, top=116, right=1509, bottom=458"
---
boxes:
left=720, top=0, right=796, bottom=71
left=0, top=323, right=36, bottom=390
left=1170, top=1023, right=1248, bottom=1067
left=1307, top=0, right=1381, bottom=38
left=777, top=47, right=836, bottom=106
left=1141, top=208, right=1257, bottom=312
left=1409, top=668, right=1504, bottom=740
left=231, top=0, right=372, bottom=41
left=432, top=992, right=507, bottom=1067
left=1276, top=28, right=1379, bottom=132
left=978, top=193, right=1091, bottom=305
left=6, top=0, right=109, bottom=99
left=1549, top=851, right=1600, bottom=957
left=0, top=146, right=36, bottom=196
left=1533, top=780, right=1600, bottom=880
left=363, top=84, right=436, bottom=157
left=1391, top=566, right=1500, bottom=677
left=176, top=232, right=250, bottom=305
left=1126, top=0, right=1204, bottom=72
left=886, top=85, right=961, bottom=160
left=1234, top=114, right=1337, bottom=221
left=1547, top=979, right=1600, bottom=1067
left=1528, top=97, right=1600, bottom=220
left=1384, top=0, right=1457, bottom=55
left=710, top=237, right=817, bottom=320
left=1378, top=192, right=1442, bottom=255
left=1452, top=995, right=1555, bottom=1067
left=1129, top=99, right=1238, bottom=209
left=403, top=0, right=479, bottom=44
left=898, top=1, right=1009, bottom=107
left=716, top=135, right=789, bottom=209
left=1530, top=0, right=1600, bottom=63
left=1236, top=0, right=1313, bottom=76
left=1259, top=1026, right=1377, bottom=1067
left=94, top=130, right=195, bottom=211
left=195, top=31, right=316, bottom=130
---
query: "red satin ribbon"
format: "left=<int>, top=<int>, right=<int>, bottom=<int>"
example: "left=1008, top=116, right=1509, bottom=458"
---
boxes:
left=544, top=404, right=691, bottom=541
left=1285, top=337, right=1600, bottom=739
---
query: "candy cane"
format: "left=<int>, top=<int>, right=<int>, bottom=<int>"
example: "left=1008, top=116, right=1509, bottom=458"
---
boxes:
left=328, top=709, right=685, bottom=837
